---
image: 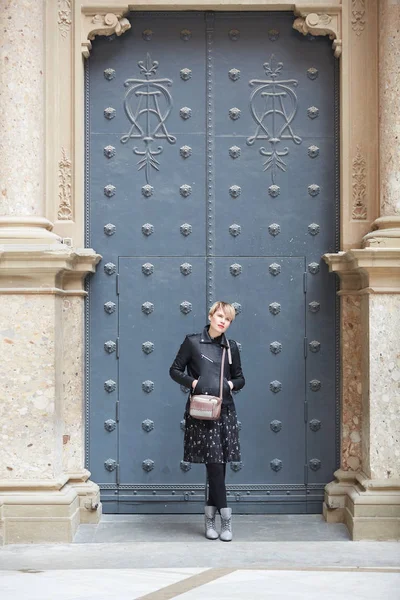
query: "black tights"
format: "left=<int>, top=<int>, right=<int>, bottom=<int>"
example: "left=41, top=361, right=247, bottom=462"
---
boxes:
left=206, top=463, right=227, bottom=511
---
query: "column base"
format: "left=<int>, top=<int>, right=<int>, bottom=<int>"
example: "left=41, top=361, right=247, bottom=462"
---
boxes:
left=324, top=470, right=400, bottom=540
left=0, top=475, right=101, bottom=545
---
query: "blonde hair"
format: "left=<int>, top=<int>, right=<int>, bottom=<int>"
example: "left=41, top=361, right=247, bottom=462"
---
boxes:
left=208, top=301, right=236, bottom=322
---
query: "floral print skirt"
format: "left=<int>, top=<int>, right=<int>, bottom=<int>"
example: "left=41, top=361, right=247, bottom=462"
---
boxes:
left=183, top=406, right=241, bottom=464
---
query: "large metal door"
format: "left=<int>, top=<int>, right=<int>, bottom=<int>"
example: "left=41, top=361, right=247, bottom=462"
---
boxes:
left=86, top=11, right=339, bottom=513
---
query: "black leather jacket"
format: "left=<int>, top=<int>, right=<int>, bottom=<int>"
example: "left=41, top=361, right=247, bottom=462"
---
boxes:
left=169, top=325, right=245, bottom=409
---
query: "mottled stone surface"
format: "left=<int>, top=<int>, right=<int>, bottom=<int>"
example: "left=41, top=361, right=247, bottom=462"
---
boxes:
left=0, top=296, right=59, bottom=479
left=369, top=294, right=400, bottom=478
left=62, top=297, right=85, bottom=474
left=341, top=296, right=363, bottom=472
left=0, top=0, right=44, bottom=215
left=379, top=1, right=400, bottom=216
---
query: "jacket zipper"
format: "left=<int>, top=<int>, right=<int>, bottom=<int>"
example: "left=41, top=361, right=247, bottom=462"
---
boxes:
left=201, top=354, right=214, bottom=363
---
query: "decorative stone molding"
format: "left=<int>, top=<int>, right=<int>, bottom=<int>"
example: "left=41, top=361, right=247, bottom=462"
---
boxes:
left=351, top=0, right=366, bottom=36
left=58, top=148, right=73, bottom=221
left=324, top=248, right=400, bottom=293
left=293, top=9, right=342, bottom=58
left=363, top=217, right=400, bottom=249
left=58, top=0, right=72, bottom=38
left=82, top=11, right=131, bottom=58
left=0, top=217, right=61, bottom=244
left=352, top=145, right=367, bottom=221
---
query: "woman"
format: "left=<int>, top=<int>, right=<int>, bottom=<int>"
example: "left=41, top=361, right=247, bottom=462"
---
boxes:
left=169, top=301, right=245, bottom=541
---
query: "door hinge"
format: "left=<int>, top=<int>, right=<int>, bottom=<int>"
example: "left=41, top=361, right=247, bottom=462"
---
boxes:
left=303, top=272, right=307, bottom=293
left=116, top=273, right=120, bottom=295
left=304, top=401, right=308, bottom=423
left=116, top=337, right=120, bottom=359
left=304, top=337, right=308, bottom=359
left=304, top=464, right=308, bottom=485
left=116, top=401, right=120, bottom=422
left=116, top=463, right=120, bottom=486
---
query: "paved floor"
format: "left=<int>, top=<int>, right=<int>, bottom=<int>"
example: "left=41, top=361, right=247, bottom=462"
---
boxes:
left=0, top=516, right=399, bottom=599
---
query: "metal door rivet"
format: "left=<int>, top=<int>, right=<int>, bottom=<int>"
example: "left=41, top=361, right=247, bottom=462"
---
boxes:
left=104, top=145, right=116, bottom=158
left=308, top=184, right=320, bottom=197
left=180, top=461, right=191, bottom=472
left=180, top=262, right=192, bottom=276
left=308, top=223, right=320, bottom=235
left=142, top=380, right=154, bottom=393
left=104, top=459, right=117, bottom=472
left=307, top=106, right=319, bottom=119
left=104, top=419, right=116, bottom=432
left=141, top=301, right=154, bottom=315
left=229, top=145, right=241, bottom=158
left=310, top=419, right=321, bottom=432
left=180, top=145, right=192, bottom=158
left=229, top=107, right=241, bottom=120
left=104, top=379, right=116, bottom=393
left=180, top=29, right=192, bottom=41
left=229, top=185, right=241, bottom=198
left=104, top=301, right=116, bottom=314
left=142, top=263, right=154, bottom=276
left=104, top=223, right=116, bottom=236
left=180, top=223, right=192, bottom=236
left=104, top=184, right=116, bottom=197
left=142, top=29, right=153, bottom=41
left=268, top=184, right=280, bottom=198
left=104, top=68, right=116, bottom=80
left=308, top=262, right=320, bottom=275
left=269, top=302, right=281, bottom=315
left=104, top=107, right=116, bottom=119
left=180, top=184, right=192, bottom=197
left=104, top=341, right=116, bottom=353
left=142, top=419, right=154, bottom=433
left=180, top=68, right=192, bottom=80
left=142, top=184, right=154, bottom=198
left=229, top=224, right=241, bottom=237
left=229, top=29, right=240, bottom=41
left=308, top=145, right=320, bottom=158
left=309, top=301, right=320, bottom=313
left=309, top=340, right=321, bottom=353
left=142, top=459, right=155, bottom=472
left=180, top=301, right=192, bottom=314
left=268, top=223, right=281, bottom=237
left=269, top=263, right=281, bottom=276
left=180, top=107, right=192, bottom=119
left=141, top=223, right=154, bottom=236
left=309, top=458, right=321, bottom=471
left=230, top=263, right=242, bottom=276
left=307, top=67, right=318, bottom=80
left=270, top=380, right=282, bottom=393
left=270, top=341, right=282, bottom=354
left=309, top=379, right=321, bottom=392
left=228, top=68, right=241, bottom=81
left=270, top=458, right=283, bottom=472
left=270, top=420, right=282, bottom=432
left=232, top=302, right=241, bottom=315
left=104, top=262, right=116, bottom=275
left=142, top=341, right=154, bottom=354
left=268, top=29, right=280, bottom=41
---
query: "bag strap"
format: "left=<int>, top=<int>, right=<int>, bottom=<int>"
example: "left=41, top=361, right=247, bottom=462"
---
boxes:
left=219, top=347, right=226, bottom=399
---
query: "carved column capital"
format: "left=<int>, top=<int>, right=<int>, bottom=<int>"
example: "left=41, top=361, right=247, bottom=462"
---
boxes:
left=293, top=8, right=342, bottom=58
left=82, top=11, right=131, bottom=58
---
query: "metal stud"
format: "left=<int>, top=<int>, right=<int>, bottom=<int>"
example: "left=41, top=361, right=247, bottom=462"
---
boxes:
left=142, top=419, right=154, bottom=433
left=308, top=145, right=320, bottom=158
left=104, top=458, right=117, bottom=471
left=229, top=185, right=241, bottom=198
left=309, top=301, right=320, bottom=313
left=180, top=461, right=191, bottom=472
left=104, top=262, right=116, bottom=275
left=180, top=29, right=192, bottom=41
left=307, top=67, right=318, bottom=80
left=180, top=68, right=192, bottom=80
left=141, top=223, right=154, bottom=236
left=270, top=380, right=282, bottom=393
left=310, top=419, right=321, bottom=432
left=228, top=68, right=241, bottom=81
left=229, top=145, right=241, bottom=159
left=229, top=107, right=241, bottom=120
left=308, top=223, right=320, bottom=236
left=232, top=302, right=241, bottom=315
left=104, top=419, right=116, bottom=432
left=104, top=341, right=116, bottom=353
left=142, top=263, right=154, bottom=276
left=229, top=224, right=241, bottom=237
left=230, top=263, right=242, bottom=277
left=309, top=458, right=321, bottom=471
left=180, top=107, right=192, bottom=120
left=142, top=380, right=154, bottom=393
left=308, top=184, right=320, bottom=197
left=270, top=341, right=282, bottom=355
left=104, top=145, right=116, bottom=158
left=268, top=223, right=281, bottom=237
left=180, top=223, right=192, bottom=236
left=180, top=262, right=192, bottom=276
left=268, top=28, right=280, bottom=41
left=142, top=459, right=155, bottom=472
left=141, top=302, right=154, bottom=315
left=230, top=462, right=243, bottom=472
left=229, top=29, right=240, bottom=41
left=269, top=263, right=281, bottom=276
left=142, top=341, right=154, bottom=355
left=180, top=301, right=192, bottom=314
left=104, top=223, right=116, bottom=236
left=104, top=107, right=116, bottom=119
left=180, top=145, right=192, bottom=158
left=269, top=302, right=281, bottom=315
left=142, top=184, right=154, bottom=198
left=309, top=379, right=321, bottom=392
left=309, top=340, right=321, bottom=353
left=104, top=185, right=116, bottom=198
left=104, top=379, right=116, bottom=393
left=142, top=29, right=153, bottom=41
left=270, top=420, right=282, bottom=433
left=270, top=458, right=283, bottom=472
left=180, top=184, right=192, bottom=197
left=104, top=68, right=116, bottom=80
left=268, top=184, right=280, bottom=198
left=307, top=106, right=319, bottom=119
left=308, top=262, right=320, bottom=275
left=104, top=301, right=116, bottom=314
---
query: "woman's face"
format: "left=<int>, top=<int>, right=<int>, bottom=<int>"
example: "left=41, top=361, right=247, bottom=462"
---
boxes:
left=209, top=309, right=232, bottom=337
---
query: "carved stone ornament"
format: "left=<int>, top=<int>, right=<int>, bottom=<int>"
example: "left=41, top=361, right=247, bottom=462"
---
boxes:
left=141, top=301, right=154, bottom=315
left=57, top=148, right=72, bottom=220
left=142, top=341, right=154, bottom=355
left=58, top=0, right=72, bottom=38
left=351, top=0, right=366, bottom=36
left=180, top=262, right=192, bottom=276
left=180, top=301, right=192, bottom=314
left=142, top=380, right=154, bottom=393
left=104, top=301, right=116, bottom=314
left=82, top=12, right=131, bottom=58
left=104, top=379, right=116, bottom=393
left=270, top=458, right=283, bottom=472
left=142, top=459, right=155, bottom=472
left=352, top=145, right=367, bottom=220
left=104, top=419, right=116, bottom=432
left=142, top=263, right=154, bottom=276
left=269, top=302, right=281, bottom=316
left=293, top=11, right=342, bottom=58
left=142, top=419, right=154, bottom=433
left=180, top=461, right=191, bottom=472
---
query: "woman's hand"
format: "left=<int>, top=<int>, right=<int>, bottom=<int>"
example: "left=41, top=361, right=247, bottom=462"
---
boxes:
left=192, top=379, right=198, bottom=389
left=228, top=380, right=234, bottom=391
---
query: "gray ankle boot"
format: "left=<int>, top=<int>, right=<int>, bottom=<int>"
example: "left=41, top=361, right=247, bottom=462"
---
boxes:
left=219, top=507, right=232, bottom=542
left=204, top=506, right=219, bottom=540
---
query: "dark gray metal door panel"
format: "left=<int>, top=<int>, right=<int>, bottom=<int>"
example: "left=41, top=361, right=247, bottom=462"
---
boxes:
left=117, top=257, right=207, bottom=485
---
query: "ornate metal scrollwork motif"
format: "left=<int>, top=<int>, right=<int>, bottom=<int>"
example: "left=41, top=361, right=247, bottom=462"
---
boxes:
left=270, top=341, right=282, bottom=355
left=247, top=55, right=302, bottom=184
left=104, top=379, right=116, bottom=393
left=180, top=301, right=192, bottom=315
left=269, top=302, right=281, bottom=315
left=268, top=223, right=281, bottom=237
left=104, top=419, right=116, bottom=432
left=180, top=461, right=191, bottom=472
left=104, top=145, right=116, bottom=159
left=229, top=224, right=241, bottom=237
left=104, top=262, right=116, bottom=275
left=230, top=263, right=242, bottom=277
left=120, top=53, right=176, bottom=185
left=231, top=461, right=243, bottom=472
left=180, top=223, right=192, bottom=237
left=142, top=263, right=154, bottom=276
left=104, top=340, right=116, bottom=353
left=228, top=68, right=241, bottom=81
left=180, top=262, right=192, bottom=276
left=270, top=420, right=282, bottom=432
left=104, top=458, right=117, bottom=471
left=142, top=380, right=154, bottom=393
left=141, top=301, right=154, bottom=315
left=269, top=263, right=281, bottom=276
left=142, top=459, right=155, bottom=472
left=104, top=301, right=116, bottom=314
left=142, top=419, right=154, bottom=433
left=270, top=458, right=283, bottom=472
left=142, top=341, right=154, bottom=355
left=270, top=380, right=282, bottom=393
